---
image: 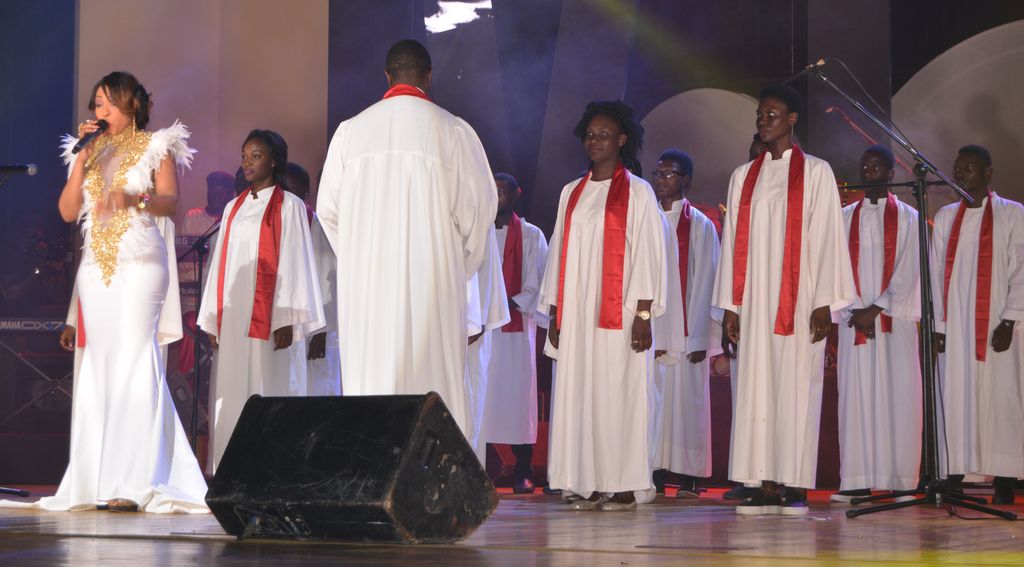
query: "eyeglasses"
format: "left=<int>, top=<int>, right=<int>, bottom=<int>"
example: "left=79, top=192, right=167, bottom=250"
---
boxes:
left=650, top=170, right=683, bottom=180
left=583, top=131, right=615, bottom=141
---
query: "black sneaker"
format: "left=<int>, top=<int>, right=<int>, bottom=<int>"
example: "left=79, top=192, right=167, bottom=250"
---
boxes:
left=830, top=488, right=871, bottom=504
left=781, top=486, right=809, bottom=516
left=724, top=485, right=760, bottom=500
left=676, top=477, right=701, bottom=499
left=992, top=477, right=1016, bottom=505
left=736, top=489, right=781, bottom=515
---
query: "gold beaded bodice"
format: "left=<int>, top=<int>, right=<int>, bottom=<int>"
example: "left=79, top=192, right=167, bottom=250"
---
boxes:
left=81, top=127, right=153, bottom=285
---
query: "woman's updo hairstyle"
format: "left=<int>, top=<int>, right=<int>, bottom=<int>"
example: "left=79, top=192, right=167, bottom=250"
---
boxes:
left=88, top=71, right=153, bottom=129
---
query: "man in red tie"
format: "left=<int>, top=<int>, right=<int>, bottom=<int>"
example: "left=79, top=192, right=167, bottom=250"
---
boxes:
left=832, top=145, right=922, bottom=504
left=713, top=85, right=856, bottom=515
left=931, top=145, right=1024, bottom=505
left=479, top=173, right=549, bottom=494
left=316, top=40, right=497, bottom=441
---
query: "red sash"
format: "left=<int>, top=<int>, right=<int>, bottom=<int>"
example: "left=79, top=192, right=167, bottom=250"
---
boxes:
left=943, top=191, right=994, bottom=361
left=76, top=300, right=86, bottom=348
left=556, top=162, right=630, bottom=330
left=732, top=145, right=806, bottom=335
left=849, top=193, right=899, bottom=345
left=676, top=200, right=693, bottom=337
left=216, top=186, right=285, bottom=340
left=501, top=213, right=524, bottom=333
left=383, top=84, right=431, bottom=101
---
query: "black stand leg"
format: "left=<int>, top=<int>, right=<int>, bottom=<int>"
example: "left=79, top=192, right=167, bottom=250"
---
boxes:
left=0, top=487, right=30, bottom=497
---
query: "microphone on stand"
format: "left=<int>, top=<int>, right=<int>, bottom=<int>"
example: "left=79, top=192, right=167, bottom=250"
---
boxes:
left=71, top=119, right=109, bottom=154
left=0, top=164, right=37, bottom=175
left=783, top=58, right=827, bottom=84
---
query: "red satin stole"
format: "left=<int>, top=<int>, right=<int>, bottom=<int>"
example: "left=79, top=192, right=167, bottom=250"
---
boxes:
left=732, top=145, right=806, bottom=335
left=942, top=191, right=995, bottom=361
left=216, top=186, right=285, bottom=340
left=848, top=193, right=899, bottom=345
left=76, top=300, right=86, bottom=348
left=556, top=162, right=631, bottom=330
left=501, top=213, right=524, bottom=332
left=676, top=199, right=693, bottom=337
left=383, top=84, right=431, bottom=101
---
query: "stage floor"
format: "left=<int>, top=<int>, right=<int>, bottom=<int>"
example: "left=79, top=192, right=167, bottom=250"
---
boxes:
left=1, top=487, right=1021, bottom=566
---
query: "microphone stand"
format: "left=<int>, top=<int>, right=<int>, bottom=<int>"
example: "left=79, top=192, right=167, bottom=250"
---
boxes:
left=805, top=65, right=1015, bottom=520
left=178, top=220, right=220, bottom=452
left=0, top=173, right=30, bottom=497
left=0, top=172, right=30, bottom=495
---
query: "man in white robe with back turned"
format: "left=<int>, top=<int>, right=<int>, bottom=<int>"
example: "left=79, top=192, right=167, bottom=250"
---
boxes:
left=931, top=144, right=1024, bottom=505
left=649, top=150, right=720, bottom=499
left=713, top=85, right=856, bottom=515
left=480, top=173, right=549, bottom=493
left=832, top=145, right=922, bottom=503
left=316, top=40, right=497, bottom=438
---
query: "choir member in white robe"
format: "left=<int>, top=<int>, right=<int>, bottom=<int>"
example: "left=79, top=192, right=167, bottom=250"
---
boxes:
left=286, top=162, right=342, bottom=396
left=306, top=215, right=342, bottom=395
left=649, top=150, right=721, bottom=498
left=464, top=226, right=511, bottom=462
left=833, top=146, right=922, bottom=502
left=713, top=86, right=856, bottom=515
left=480, top=173, right=549, bottom=494
left=316, top=40, right=497, bottom=439
left=198, top=130, right=325, bottom=473
left=930, top=145, right=1024, bottom=505
left=539, top=101, right=667, bottom=511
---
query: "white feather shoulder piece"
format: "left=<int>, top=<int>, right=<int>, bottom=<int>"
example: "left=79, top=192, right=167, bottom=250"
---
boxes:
left=57, top=121, right=197, bottom=194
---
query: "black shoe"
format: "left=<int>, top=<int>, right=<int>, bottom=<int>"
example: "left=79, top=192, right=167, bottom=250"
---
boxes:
left=724, top=485, right=760, bottom=500
left=513, top=477, right=536, bottom=494
left=736, top=489, right=781, bottom=515
left=992, top=477, right=1016, bottom=505
left=676, top=477, right=701, bottom=499
left=780, top=486, right=808, bottom=516
left=543, top=486, right=562, bottom=495
left=830, top=488, right=871, bottom=504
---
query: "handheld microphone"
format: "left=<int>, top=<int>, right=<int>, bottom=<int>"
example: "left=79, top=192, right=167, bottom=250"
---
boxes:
left=0, top=164, right=38, bottom=176
left=71, top=120, right=109, bottom=154
left=783, top=58, right=827, bottom=84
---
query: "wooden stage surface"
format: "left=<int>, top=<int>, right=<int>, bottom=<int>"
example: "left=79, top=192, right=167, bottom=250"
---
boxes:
left=1, top=487, right=1021, bottom=566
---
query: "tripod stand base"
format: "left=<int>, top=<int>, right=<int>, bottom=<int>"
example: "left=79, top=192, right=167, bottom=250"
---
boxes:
left=846, top=481, right=1017, bottom=521
left=0, top=487, right=30, bottom=498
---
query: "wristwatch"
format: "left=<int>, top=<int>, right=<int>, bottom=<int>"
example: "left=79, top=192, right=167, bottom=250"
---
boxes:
left=635, top=310, right=652, bottom=321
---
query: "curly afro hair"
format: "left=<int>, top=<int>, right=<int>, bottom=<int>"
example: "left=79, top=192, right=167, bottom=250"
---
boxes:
left=573, top=100, right=645, bottom=176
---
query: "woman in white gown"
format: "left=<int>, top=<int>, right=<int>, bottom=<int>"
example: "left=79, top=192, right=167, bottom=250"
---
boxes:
left=2, top=72, right=209, bottom=513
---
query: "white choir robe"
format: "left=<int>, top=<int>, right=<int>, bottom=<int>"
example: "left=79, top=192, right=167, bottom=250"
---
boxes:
left=316, top=94, right=497, bottom=438
left=197, top=190, right=326, bottom=472
left=480, top=218, right=550, bottom=447
left=464, top=226, right=511, bottom=459
left=306, top=215, right=342, bottom=396
left=653, top=200, right=721, bottom=479
left=837, top=198, right=922, bottom=491
left=712, top=149, right=856, bottom=488
left=930, top=192, right=1024, bottom=479
left=539, top=173, right=668, bottom=498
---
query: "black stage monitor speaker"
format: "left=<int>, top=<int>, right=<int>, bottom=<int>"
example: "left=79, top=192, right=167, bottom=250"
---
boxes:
left=205, top=392, right=498, bottom=543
